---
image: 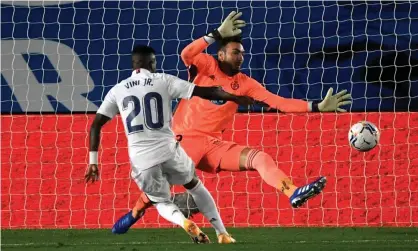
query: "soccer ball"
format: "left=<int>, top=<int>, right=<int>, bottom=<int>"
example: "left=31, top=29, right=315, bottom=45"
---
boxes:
left=348, top=121, right=380, bottom=152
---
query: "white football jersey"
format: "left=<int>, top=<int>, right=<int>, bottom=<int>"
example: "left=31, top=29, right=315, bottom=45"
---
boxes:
left=97, top=69, right=195, bottom=173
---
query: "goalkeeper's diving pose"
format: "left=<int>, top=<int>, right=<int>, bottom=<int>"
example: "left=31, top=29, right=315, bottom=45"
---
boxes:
left=113, top=11, right=352, bottom=237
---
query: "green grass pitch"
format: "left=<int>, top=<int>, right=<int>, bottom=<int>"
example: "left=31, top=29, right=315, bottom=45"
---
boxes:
left=2, top=228, right=417, bottom=251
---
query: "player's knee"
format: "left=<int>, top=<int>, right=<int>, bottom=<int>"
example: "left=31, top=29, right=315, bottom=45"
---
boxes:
left=255, top=151, right=271, bottom=162
left=183, top=176, right=200, bottom=190
left=250, top=150, right=274, bottom=169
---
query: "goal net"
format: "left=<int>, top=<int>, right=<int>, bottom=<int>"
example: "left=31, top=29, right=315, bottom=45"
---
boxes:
left=1, top=1, right=417, bottom=229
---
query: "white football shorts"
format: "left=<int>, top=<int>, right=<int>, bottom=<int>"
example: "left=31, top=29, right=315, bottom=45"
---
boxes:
left=132, top=144, right=195, bottom=203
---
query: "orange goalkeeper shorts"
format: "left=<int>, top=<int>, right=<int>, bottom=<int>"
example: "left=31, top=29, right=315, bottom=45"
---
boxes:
left=177, top=134, right=246, bottom=174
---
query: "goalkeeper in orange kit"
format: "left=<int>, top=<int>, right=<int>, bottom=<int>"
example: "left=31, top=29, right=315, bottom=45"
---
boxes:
left=113, top=11, right=352, bottom=238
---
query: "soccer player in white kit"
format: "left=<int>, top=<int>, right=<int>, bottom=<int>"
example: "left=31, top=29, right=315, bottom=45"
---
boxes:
left=85, top=45, right=253, bottom=243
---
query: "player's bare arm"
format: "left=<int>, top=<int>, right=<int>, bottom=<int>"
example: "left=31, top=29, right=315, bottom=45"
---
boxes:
left=85, top=113, right=111, bottom=183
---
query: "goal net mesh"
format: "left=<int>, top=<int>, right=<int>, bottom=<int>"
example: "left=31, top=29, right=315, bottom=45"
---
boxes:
left=1, top=1, right=417, bottom=228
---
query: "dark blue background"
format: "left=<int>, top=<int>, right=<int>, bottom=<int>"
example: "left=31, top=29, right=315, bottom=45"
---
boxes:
left=1, top=1, right=417, bottom=113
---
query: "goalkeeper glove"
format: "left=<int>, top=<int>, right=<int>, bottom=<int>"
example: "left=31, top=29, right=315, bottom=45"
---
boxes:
left=314, top=88, right=352, bottom=112
left=209, top=11, right=246, bottom=40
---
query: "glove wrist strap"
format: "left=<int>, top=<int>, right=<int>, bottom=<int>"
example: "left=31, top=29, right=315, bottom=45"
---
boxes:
left=311, top=101, right=320, bottom=112
left=207, top=29, right=223, bottom=40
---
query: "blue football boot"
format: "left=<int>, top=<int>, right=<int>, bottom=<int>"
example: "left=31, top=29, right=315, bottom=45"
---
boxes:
left=112, top=210, right=145, bottom=234
left=290, top=176, right=327, bottom=208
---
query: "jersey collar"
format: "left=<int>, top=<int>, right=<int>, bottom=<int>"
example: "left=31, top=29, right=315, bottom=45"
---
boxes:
left=132, top=68, right=150, bottom=77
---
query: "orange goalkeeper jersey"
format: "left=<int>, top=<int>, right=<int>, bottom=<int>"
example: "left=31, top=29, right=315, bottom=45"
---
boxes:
left=172, top=37, right=309, bottom=139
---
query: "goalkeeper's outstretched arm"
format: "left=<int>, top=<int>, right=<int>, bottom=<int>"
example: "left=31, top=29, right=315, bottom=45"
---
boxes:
left=181, top=11, right=246, bottom=69
left=245, top=78, right=352, bottom=113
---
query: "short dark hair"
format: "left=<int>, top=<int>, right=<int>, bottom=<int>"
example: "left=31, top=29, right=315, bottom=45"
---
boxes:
left=217, top=35, right=243, bottom=51
left=132, top=45, right=156, bottom=56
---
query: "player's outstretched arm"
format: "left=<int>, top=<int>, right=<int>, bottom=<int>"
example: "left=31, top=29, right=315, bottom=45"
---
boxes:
left=181, top=11, right=246, bottom=67
left=192, top=86, right=254, bottom=106
left=315, top=87, right=352, bottom=112
left=246, top=78, right=351, bottom=112
left=85, top=113, right=112, bottom=183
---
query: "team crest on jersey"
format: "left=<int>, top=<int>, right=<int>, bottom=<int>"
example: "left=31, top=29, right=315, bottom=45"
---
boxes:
left=231, top=81, right=239, bottom=90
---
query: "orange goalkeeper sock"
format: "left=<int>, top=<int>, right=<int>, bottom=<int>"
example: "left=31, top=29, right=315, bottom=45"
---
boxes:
left=132, top=192, right=152, bottom=218
left=248, top=150, right=297, bottom=197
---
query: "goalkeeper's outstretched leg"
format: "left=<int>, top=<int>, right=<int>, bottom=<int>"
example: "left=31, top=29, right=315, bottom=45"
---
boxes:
left=113, top=140, right=328, bottom=235
left=218, top=146, right=327, bottom=208
left=289, top=176, right=327, bottom=208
